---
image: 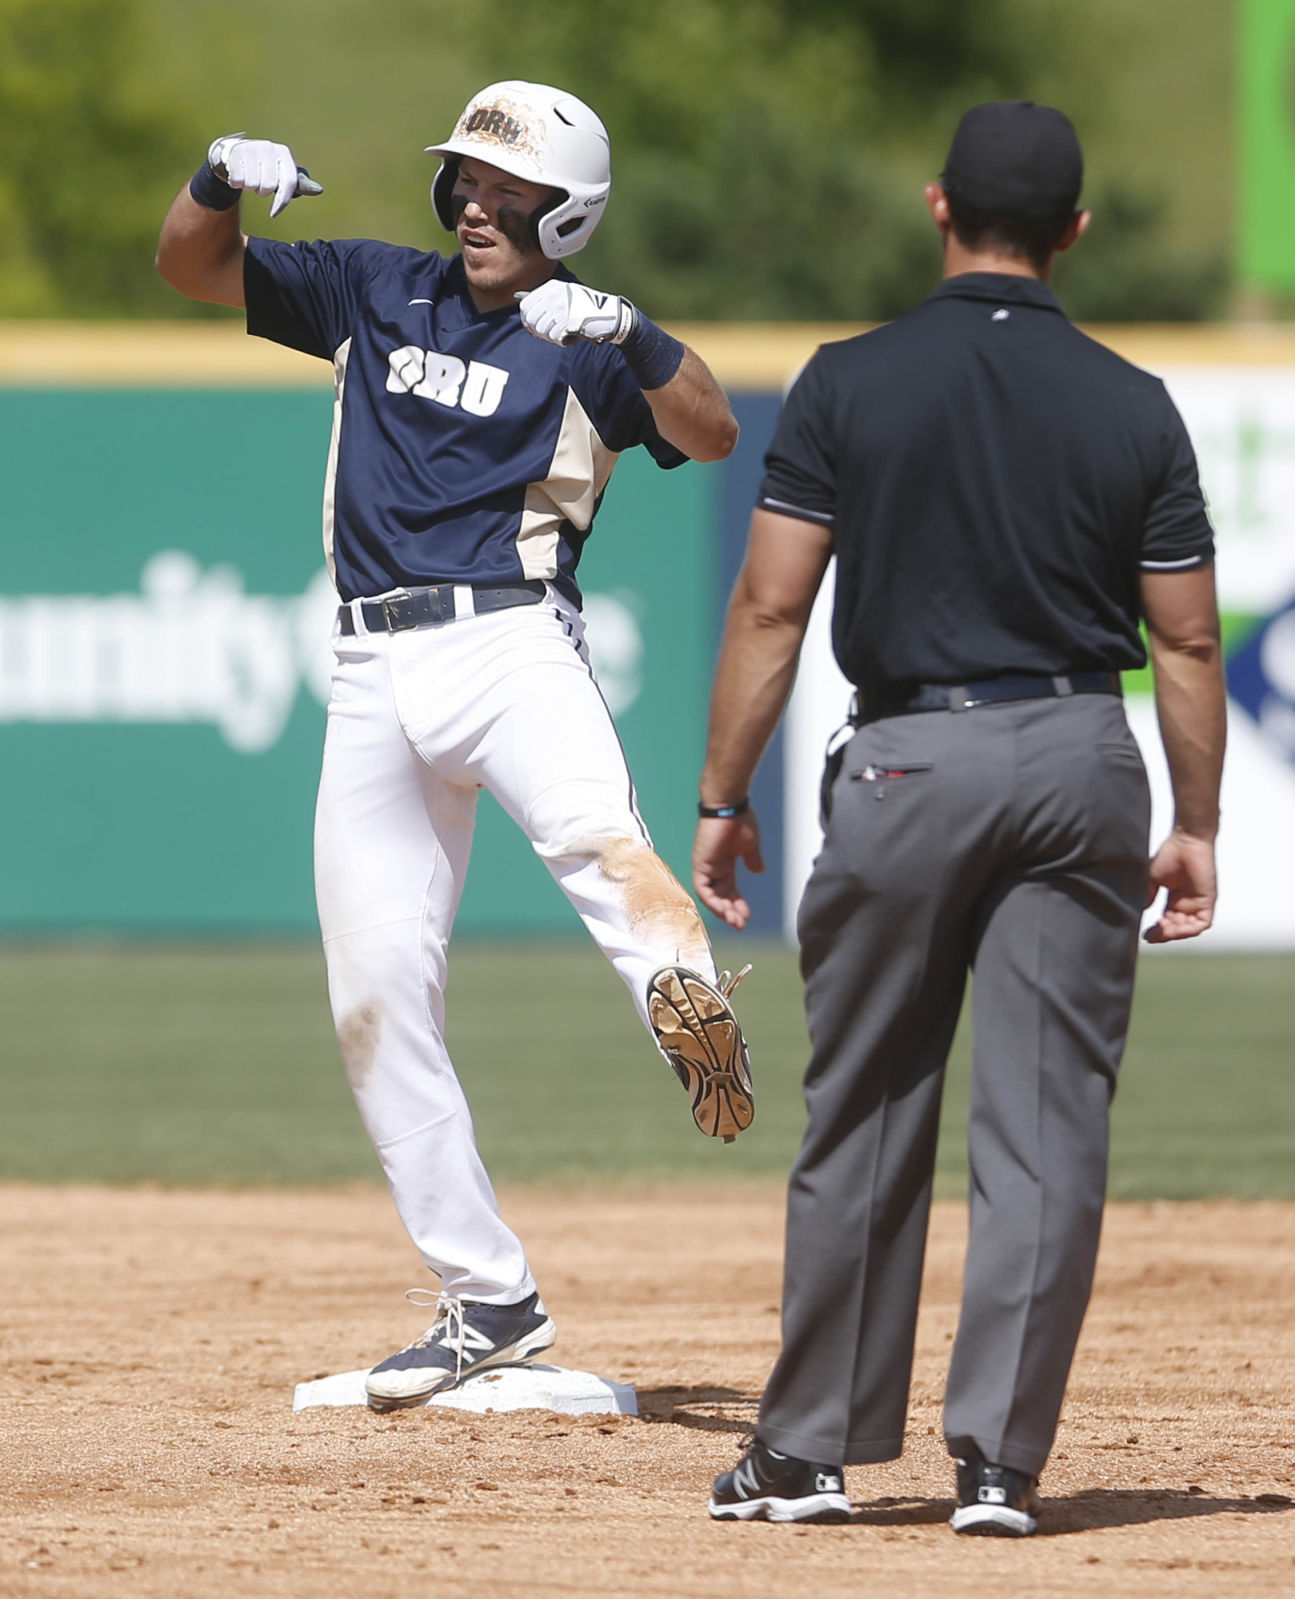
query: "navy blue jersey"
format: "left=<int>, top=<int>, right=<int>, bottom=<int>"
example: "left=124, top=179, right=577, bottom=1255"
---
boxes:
left=244, top=238, right=686, bottom=604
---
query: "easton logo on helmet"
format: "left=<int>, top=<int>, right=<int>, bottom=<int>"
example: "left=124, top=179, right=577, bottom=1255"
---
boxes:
left=464, top=107, right=526, bottom=145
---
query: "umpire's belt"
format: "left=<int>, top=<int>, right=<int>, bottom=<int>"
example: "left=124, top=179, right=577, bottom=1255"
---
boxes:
left=855, top=671, right=1122, bottom=723
left=338, top=581, right=547, bottom=636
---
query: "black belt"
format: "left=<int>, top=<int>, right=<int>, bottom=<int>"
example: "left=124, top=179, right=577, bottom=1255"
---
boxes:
left=855, top=671, right=1121, bottom=723
left=338, top=581, right=546, bottom=636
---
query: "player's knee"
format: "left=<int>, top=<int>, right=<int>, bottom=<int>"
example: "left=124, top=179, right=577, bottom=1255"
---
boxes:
left=527, top=781, right=634, bottom=857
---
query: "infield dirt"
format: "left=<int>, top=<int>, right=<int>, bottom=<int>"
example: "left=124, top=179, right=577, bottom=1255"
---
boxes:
left=1, top=1183, right=1291, bottom=1598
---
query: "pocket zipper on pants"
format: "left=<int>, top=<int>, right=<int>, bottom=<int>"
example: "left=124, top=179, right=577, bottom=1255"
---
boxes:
left=851, top=763, right=933, bottom=782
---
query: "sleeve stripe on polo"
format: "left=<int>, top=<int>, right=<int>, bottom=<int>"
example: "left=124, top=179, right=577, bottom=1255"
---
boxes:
left=1140, top=554, right=1208, bottom=570
left=757, top=495, right=835, bottom=526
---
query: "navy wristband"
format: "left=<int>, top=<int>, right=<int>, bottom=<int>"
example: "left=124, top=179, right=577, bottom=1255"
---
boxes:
left=616, top=307, right=685, bottom=391
left=189, top=161, right=240, bottom=212
left=697, top=797, right=750, bottom=819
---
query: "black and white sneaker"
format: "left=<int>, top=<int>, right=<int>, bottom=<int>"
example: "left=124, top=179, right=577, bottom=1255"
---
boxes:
left=364, top=1290, right=556, bottom=1411
left=710, top=1438, right=851, bottom=1523
left=950, top=1450, right=1041, bottom=1537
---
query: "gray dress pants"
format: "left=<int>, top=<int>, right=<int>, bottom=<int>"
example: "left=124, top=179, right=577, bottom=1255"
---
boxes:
left=758, top=693, right=1151, bottom=1479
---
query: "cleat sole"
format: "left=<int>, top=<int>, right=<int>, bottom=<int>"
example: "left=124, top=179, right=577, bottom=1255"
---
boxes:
left=647, top=967, right=754, bottom=1140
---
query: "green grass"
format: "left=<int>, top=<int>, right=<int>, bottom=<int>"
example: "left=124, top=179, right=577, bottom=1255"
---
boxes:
left=0, top=942, right=1290, bottom=1197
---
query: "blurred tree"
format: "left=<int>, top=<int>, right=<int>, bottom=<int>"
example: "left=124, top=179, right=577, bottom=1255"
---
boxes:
left=436, top=0, right=953, bottom=318
left=0, top=0, right=1232, bottom=322
left=440, top=0, right=1223, bottom=322
left=783, top=0, right=1019, bottom=101
left=1055, top=183, right=1228, bottom=322
left=586, top=107, right=941, bottom=320
left=0, top=0, right=213, bottom=315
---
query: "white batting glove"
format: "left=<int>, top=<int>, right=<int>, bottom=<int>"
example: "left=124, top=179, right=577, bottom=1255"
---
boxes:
left=208, top=134, right=323, bottom=219
left=516, top=280, right=637, bottom=346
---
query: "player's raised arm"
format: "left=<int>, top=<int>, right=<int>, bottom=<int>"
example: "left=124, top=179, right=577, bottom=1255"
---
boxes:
left=156, top=134, right=323, bottom=309
left=641, top=343, right=740, bottom=463
left=517, top=280, right=738, bottom=462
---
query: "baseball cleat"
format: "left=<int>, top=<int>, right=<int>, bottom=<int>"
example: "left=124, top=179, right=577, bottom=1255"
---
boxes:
left=364, top=1290, right=556, bottom=1411
left=950, top=1450, right=1041, bottom=1537
left=710, top=1438, right=851, bottom=1523
left=647, top=964, right=755, bottom=1141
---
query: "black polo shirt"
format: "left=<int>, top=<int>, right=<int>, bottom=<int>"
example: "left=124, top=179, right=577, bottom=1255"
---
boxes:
left=757, top=273, right=1215, bottom=697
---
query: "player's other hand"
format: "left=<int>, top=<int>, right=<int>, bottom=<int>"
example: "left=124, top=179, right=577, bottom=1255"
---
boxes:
left=516, top=280, right=635, bottom=346
left=1143, top=828, right=1217, bottom=943
left=208, top=134, right=323, bottom=219
left=693, top=812, right=765, bottom=932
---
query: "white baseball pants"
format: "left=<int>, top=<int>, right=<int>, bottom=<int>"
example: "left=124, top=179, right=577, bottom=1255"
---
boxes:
left=314, top=586, right=714, bottom=1303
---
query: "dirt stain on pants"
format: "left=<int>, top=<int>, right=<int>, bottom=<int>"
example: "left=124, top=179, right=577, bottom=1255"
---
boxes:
left=337, top=1000, right=383, bottom=1093
left=591, top=835, right=710, bottom=968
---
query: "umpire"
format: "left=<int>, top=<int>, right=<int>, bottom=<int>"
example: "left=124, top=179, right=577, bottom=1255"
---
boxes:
left=694, top=101, right=1226, bottom=1535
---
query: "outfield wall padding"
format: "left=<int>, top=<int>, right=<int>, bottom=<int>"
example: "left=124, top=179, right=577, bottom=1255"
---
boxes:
left=2, top=325, right=1293, bottom=944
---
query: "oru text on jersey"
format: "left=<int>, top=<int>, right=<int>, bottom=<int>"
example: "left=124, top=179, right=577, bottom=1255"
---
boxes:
left=244, top=239, right=686, bottom=604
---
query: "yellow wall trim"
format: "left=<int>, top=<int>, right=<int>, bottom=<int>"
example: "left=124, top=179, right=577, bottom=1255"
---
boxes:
left=5, top=320, right=1295, bottom=389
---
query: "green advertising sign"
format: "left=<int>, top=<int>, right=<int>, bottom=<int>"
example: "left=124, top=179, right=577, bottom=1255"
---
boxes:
left=1239, top=0, right=1295, bottom=290
left=0, top=389, right=713, bottom=936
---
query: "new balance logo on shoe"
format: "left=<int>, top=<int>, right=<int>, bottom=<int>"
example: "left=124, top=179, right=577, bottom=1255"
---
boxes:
left=454, top=1323, right=507, bottom=1363
left=710, top=1439, right=851, bottom=1524
left=364, top=1290, right=556, bottom=1411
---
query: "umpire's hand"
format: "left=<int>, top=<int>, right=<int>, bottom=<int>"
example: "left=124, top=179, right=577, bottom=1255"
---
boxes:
left=1143, top=828, right=1217, bottom=943
left=693, top=812, right=764, bottom=931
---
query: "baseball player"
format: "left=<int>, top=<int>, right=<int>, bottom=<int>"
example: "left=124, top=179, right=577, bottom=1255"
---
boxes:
left=156, top=81, right=754, bottom=1409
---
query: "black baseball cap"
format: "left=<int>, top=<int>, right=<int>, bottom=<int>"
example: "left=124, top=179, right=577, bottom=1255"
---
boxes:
left=940, top=101, right=1083, bottom=222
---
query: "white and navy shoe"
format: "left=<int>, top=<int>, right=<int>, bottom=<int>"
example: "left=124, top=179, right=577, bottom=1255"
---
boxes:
left=950, top=1450, right=1041, bottom=1537
left=710, top=1438, right=851, bottom=1523
left=364, top=1290, right=556, bottom=1412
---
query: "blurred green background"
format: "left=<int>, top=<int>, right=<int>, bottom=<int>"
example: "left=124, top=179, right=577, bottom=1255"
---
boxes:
left=2, top=0, right=1232, bottom=321
left=2, top=943, right=1291, bottom=1197
left=3, top=1, right=1292, bottom=1204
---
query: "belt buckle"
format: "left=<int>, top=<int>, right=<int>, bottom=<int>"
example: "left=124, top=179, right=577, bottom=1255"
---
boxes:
left=381, top=592, right=418, bottom=632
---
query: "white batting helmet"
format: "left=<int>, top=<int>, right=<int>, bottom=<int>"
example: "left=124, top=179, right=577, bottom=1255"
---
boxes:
left=425, top=81, right=611, bottom=260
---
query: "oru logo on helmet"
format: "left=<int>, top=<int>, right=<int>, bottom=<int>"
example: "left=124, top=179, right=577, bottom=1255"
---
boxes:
left=463, top=107, right=526, bottom=147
